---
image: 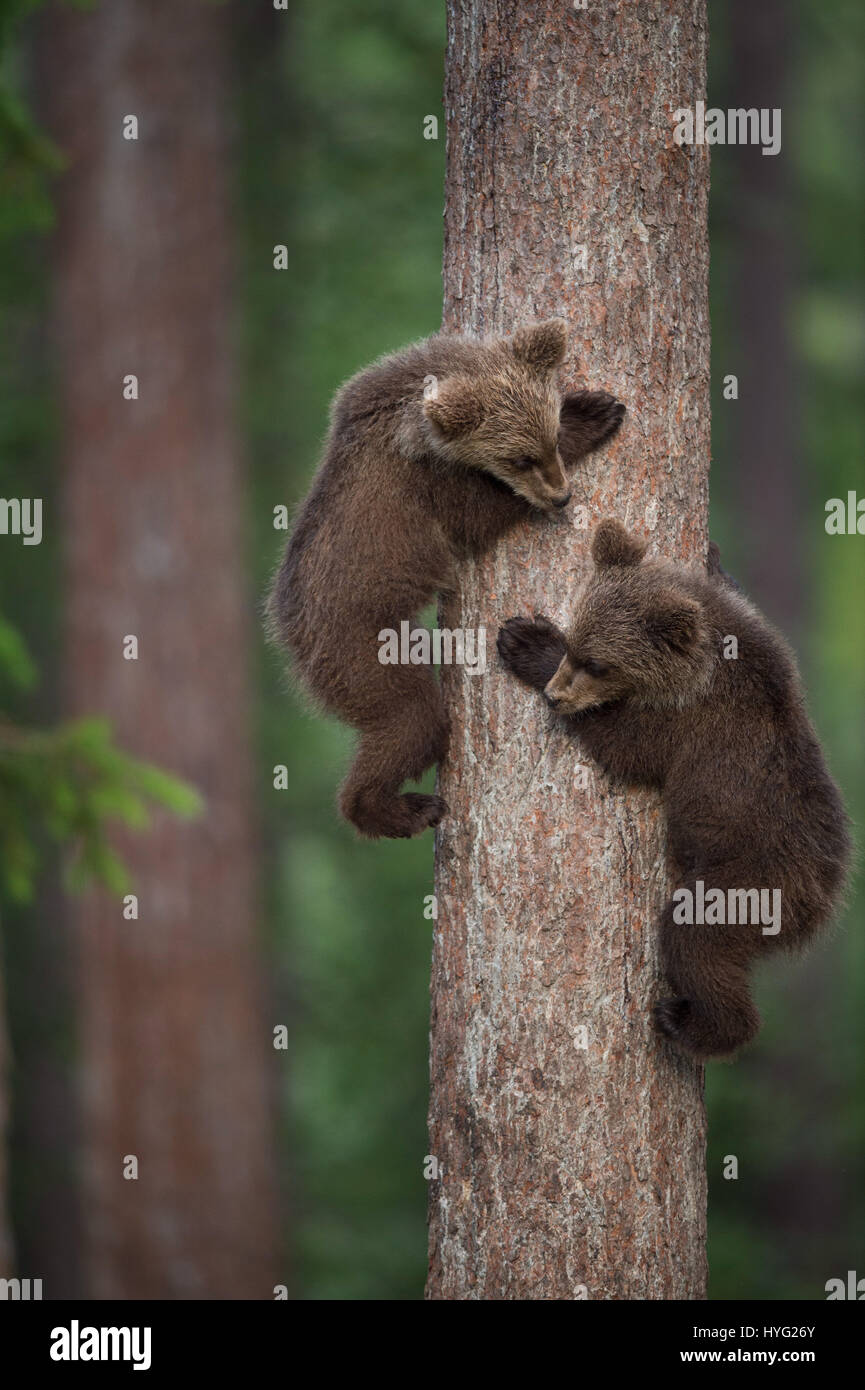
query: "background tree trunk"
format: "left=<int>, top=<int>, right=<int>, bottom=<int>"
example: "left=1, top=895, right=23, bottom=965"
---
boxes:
left=427, top=0, right=710, bottom=1300
left=727, top=0, right=803, bottom=635
left=41, top=0, right=279, bottom=1298
left=720, top=0, right=845, bottom=1283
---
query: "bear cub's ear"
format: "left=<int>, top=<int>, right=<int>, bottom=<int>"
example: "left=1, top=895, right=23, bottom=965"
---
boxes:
left=422, top=375, right=486, bottom=438
left=510, top=318, right=568, bottom=374
left=591, top=519, right=648, bottom=569
left=644, top=590, right=704, bottom=654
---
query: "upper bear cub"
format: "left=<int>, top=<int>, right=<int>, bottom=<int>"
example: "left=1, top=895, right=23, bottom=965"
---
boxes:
left=497, top=520, right=851, bottom=1060
left=268, top=321, right=624, bottom=839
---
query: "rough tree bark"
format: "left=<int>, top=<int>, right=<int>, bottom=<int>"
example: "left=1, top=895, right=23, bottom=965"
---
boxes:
left=428, top=0, right=710, bottom=1300
left=41, top=0, right=278, bottom=1298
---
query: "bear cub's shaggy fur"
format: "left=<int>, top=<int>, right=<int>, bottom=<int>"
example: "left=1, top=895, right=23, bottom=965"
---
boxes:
left=268, top=321, right=624, bottom=839
left=497, top=520, right=851, bottom=1060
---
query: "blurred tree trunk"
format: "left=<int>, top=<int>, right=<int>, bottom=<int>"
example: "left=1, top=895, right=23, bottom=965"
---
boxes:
left=41, top=0, right=279, bottom=1298
left=728, top=0, right=803, bottom=634
left=428, top=0, right=709, bottom=1300
left=725, top=0, right=844, bottom=1280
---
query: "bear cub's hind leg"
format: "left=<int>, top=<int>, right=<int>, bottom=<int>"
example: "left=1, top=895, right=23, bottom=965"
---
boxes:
left=339, top=670, right=450, bottom=839
left=654, top=882, right=762, bottom=1060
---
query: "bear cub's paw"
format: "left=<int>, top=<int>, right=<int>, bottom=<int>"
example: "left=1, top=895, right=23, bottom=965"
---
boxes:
left=654, top=994, right=760, bottom=1061
left=345, top=790, right=448, bottom=840
left=653, top=996, right=693, bottom=1043
left=560, top=390, right=626, bottom=457
left=497, top=615, right=568, bottom=692
left=571, top=390, right=626, bottom=432
left=374, top=791, right=448, bottom=839
left=401, top=792, right=448, bottom=835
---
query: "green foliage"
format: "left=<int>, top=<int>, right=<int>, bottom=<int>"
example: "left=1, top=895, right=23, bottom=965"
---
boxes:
left=0, top=618, right=201, bottom=903
left=0, top=81, right=60, bottom=234
left=0, top=614, right=36, bottom=690
left=0, top=0, right=63, bottom=239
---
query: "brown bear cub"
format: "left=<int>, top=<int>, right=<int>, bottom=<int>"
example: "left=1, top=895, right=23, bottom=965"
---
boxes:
left=268, top=321, right=624, bottom=839
left=497, top=520, right=850, bottom=1060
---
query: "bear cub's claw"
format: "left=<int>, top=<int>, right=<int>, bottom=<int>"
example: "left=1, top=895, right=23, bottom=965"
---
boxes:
left=576, top=390, right=625, bottom=425
left=558, top=391, right=626, bottom=468
left=346, top=790, right=448, bottom=839
left=654, top=996, right=692, bottom=1042
left=403, top=792, right=448, bottom=833
left=654, top=994, right=760, bottom=1061
left=570, top=390, right=626, bottom=441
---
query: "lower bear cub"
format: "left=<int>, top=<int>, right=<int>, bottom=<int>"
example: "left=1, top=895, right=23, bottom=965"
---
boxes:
left=497, top=519, right=851, bottom=1060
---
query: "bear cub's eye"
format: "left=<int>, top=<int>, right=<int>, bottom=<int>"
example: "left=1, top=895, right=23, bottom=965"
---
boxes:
left=583, top=658, right=610, bottom=679
left=510, top=456, right=538, bottom=471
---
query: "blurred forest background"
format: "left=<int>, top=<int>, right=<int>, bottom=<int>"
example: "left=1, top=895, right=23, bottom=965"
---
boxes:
left=0, top=0, right=862, bottom=1299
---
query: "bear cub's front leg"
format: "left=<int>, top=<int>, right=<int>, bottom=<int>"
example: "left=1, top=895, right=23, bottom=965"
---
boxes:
left=496, top=615, right=568, bottom=693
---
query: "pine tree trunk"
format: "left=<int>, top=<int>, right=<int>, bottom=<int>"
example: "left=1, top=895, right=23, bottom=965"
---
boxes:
left=427, top=0, right=710, bottom=1300
left=724, top=0, right=844, bottom=1280
left=727, top=0, right=803, bottom=635
left=42, top=0, right=279, bottom=1299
